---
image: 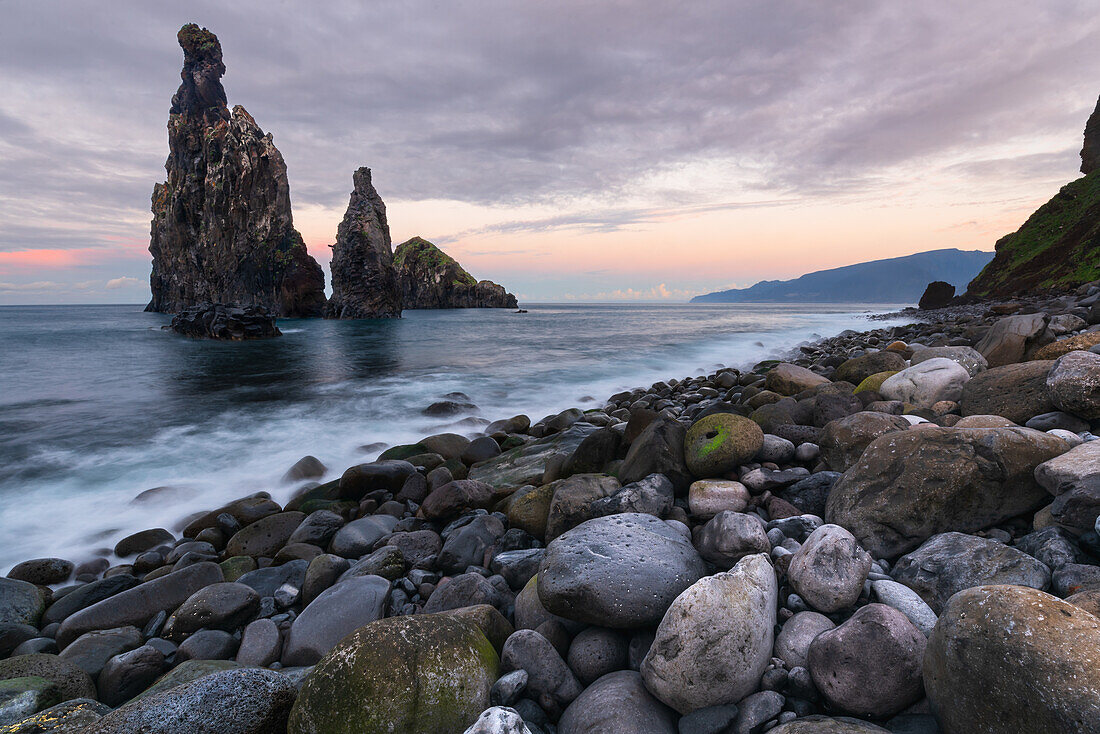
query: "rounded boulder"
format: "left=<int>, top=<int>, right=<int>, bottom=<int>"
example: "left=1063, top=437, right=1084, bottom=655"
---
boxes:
left=641, top=553, right=777, bottom=713
left=807, top=603, right=926, bottom=718
left=684, top=414, right=764, bottom=478
left=537, top=513, right=706, bottom=628
left=287, top=614, right=499, bottom=734
left=924, top=585, right=1100, bottom=732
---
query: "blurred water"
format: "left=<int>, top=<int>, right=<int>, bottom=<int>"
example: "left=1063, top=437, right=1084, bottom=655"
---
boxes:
left=0, top=302, right=905, bottom=569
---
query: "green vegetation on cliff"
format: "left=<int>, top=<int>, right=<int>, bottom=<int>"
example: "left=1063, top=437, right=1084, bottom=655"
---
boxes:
left=967, top=172, right=1100, bottom=297
left=392, top=236, right=477, bottom=287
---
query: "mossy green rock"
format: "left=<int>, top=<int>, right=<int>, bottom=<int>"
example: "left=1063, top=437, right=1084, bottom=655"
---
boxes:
left=684, top=414, right=764, bottom=478
left=505, top=484, right=555, bottom=541
left=0, top=655, right=95, bottom=702
left=219, top=556, right=257, bottom=582
left=835, top=352, right=908, bottom=386
left=0, top=676, right=61, bottom=727
left=854, top=371, right=898, bottom=394
left=288, top=614, right=498, bottom=734
left=379, top=443, right=430, bottom=462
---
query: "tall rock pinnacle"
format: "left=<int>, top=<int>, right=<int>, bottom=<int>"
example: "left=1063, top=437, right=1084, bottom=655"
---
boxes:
left=146, top=24, right=326, bottom=317
left=326, top=167, right=403, bottom=319
left=1082, top=94, right=1100, bottom=175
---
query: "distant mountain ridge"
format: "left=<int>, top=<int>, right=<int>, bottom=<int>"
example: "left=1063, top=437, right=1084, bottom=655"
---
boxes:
left=690, top=248, right=993, bottom=304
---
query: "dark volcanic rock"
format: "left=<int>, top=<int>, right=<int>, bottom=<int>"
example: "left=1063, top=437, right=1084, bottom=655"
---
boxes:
left=146, top=24, right=325, bottom=318
left=393, top=236, right=518, bottom=309
left=1083, top=93, right=1100, bottom=175
left=167, top=303, right=280, bottom=340
left=918, top=281, right=954, bottom=310
left=326, top=167, right=402, bottom=319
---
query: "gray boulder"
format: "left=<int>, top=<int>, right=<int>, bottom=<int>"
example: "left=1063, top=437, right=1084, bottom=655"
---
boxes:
left=891, top=532, right=1051, bottom=613
left=58, top=627, right=143, bottom=678
left=774, top=611, right=835, bottom=669
left=0, top=579, right=45, bottom=628
left=537, top=514, right=706, bottom=628
left=1048, top=350, right=1100, bottom=419
left=328, top=515, right=399, bottom=558
left=618, top=418, right=692, bottom=492
left=826, top=427, right=1067, bottom=558
left=1034, top=438, right=1100, bottom=493
left=693, top=511, right=770, bottom=568
left=500, top=630, right=582, bottom=718
left=808, top=604, right=925, bottom=718
left=787, top=524, right=871, bottom=613
left=558, top=671, right=676, bottom=734
left=281, top=575, right=389, bottom=666
left=641, top=554, right=776, bottom=713
left=589, top=474, right=674, bottom=519
left=544, top=474, right=621, bottom=541
left=879, top=358, right=970, bottom=408
left=162, top=582, right=260, bottom=640
left=83, top=668, right=295, bottom=733
left=57, top=563, right=223, bottom=648
left=974, top=313, right=1053, bottom=367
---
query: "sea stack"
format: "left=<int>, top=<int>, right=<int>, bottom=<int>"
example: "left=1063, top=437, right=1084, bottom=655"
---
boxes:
left=326, top=168, right=402, bottom=319
left=146, top=24, right=326, bottom=317
left=394, top=236, right=519, bottom=309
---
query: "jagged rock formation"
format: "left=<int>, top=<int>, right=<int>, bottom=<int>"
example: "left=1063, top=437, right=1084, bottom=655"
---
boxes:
left=167, top=303, right=280, bottom=339
left=146, top=24, right=326, bottom=317
left=393, top=237, right=519, bottom=309
left=967, top=93, right=1100, bottom=298
left=326, top=168, right=402, bottom=319
left=1082, top=94, right=1100, bottom=175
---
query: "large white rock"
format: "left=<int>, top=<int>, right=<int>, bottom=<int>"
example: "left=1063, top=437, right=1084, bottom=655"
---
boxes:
left=879, top=358, right=970, bottom=408
left=463, top=707, right=533, bottom=734
left=910, top=346, right=988, bottom=376
left=641, top=553, right=777, bottom=714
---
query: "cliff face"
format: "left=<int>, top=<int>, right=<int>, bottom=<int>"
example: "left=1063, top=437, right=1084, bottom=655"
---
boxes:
left=1082, top=94, right=1100, bottom=175
left=965, top=172, right=1100, bottom=297
left=146, top=24, right=325, bottom=317
left=393, top=237, right=518, bottom=309
left=326, top=168, right=402, bottom=319
left=966, top=92, right=1100, bottom=299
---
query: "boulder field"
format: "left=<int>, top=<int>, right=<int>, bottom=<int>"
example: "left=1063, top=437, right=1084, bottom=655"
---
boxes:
left=4, top=284, right=1100, bottom=732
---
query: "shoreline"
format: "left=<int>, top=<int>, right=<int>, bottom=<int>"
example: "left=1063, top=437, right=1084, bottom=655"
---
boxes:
left=1, top=288, right=1098, bottom=731
left=0, top=302, right=904, bottom=572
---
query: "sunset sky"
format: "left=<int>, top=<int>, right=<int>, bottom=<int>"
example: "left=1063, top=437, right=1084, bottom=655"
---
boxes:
left=2, top=2, right=1099, bottom=304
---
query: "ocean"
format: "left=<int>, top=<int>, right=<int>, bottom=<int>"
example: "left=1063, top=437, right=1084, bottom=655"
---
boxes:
left=0, top=302, right=906, bottom=570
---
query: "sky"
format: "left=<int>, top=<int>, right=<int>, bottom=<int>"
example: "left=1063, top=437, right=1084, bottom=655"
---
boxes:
left=1, top=1, right=1099, bottom=304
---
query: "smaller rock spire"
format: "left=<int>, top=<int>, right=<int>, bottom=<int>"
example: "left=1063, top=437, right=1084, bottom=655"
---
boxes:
left=326, top=168, right=403, bottom=319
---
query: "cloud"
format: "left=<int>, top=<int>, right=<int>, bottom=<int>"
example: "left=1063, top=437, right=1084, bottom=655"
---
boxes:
left=1, top=1, right=1099, bottom=302
left=105, top=276, right=142, bottom=289
left=565, top=282, right=701, bottom=302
